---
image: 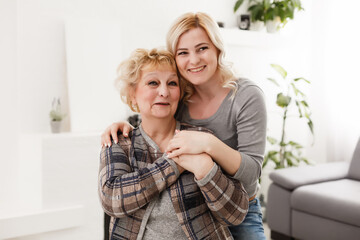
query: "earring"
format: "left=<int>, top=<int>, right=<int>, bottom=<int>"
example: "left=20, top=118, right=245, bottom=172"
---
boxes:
left=130, top=101, right=139, bottom=112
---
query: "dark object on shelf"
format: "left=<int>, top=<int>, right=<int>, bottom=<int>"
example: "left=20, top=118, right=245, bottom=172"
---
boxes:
left=217, top=21, right=224, bottom=28
left=238, top=14, right=250, bottom=30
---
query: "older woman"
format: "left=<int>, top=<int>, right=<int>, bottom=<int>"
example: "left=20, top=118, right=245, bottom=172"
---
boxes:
left=98, top=48, right=248, bottom=240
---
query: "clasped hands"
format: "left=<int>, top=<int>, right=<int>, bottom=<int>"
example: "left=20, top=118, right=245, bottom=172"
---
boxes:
left=100, top=122, right=215, bottom=180
left=166, top=130, right=215, bottom=180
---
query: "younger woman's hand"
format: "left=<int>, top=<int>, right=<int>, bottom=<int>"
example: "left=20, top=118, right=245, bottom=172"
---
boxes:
left=166, top=131, right=212, bottom=159
left=101, top=121, right=134, bottom=147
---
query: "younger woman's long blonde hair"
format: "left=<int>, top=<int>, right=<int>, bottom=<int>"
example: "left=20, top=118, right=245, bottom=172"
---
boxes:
left=166, top=12, right=238, bottom=102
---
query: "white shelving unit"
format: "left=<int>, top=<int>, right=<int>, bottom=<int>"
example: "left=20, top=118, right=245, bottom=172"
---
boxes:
left=0, top=132, right=103, bottom=239
left=0, top=206, right=84, bottom=239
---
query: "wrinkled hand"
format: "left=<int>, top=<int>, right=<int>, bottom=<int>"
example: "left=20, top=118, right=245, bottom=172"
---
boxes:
left=166, top=130, right=212, bottom=159
left=171, top=156, right=185, bottom=174
left=172, top=153, right=214, bottom=180
left=101, top=121, right=134, bottom=147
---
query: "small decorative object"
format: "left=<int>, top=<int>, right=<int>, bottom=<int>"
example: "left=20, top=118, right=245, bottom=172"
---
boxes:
left=238, top=14, right=250, bottom=30
left=264, top=64, right=314, bottom=169
left=217, top=21, right=225, bottom=28
left=49, top=97, right=66, bottom=133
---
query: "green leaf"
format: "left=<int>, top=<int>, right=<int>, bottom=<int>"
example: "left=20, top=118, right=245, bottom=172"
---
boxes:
left=301, top=100, right=309, bottom=107
left=286, top=158, right=293, bottom=167
left=288, top=141, right=303, bottom=149
left=304, top=111, right=310, bottom=119
left=301, top=157, right=310, bottom=164
left=295, top=100, right=303, bottom=117
left=234, top=0, right=245, bottom=13
left=268, top=150, right=279, bottom=157
left=294, top=77, right=310, bottom=84
left=291, top=83, right=299, bottom=96
left=249, top=3, right=266, bottom=22
left=308, top=120, right=314, bottom=134
left=271, top=64, right=287, bottom=79
left=276, top=93, right=291, bottom=107
left=267, top=136, right=278, bottom=145
left=267, top=77, right=280, bottom=87
left=263, top=155, right=269, bottom=168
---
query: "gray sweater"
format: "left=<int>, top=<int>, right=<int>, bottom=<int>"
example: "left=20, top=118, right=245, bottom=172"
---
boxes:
left=176, top=79, right=267, bottom=197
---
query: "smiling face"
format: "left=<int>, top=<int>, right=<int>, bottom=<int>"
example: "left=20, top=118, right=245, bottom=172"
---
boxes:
left=131, top=64, right=180, bottom=121
left=175, top=27, right=220, bottom=87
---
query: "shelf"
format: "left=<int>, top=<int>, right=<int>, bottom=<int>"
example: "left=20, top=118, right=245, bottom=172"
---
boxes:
left=220, top=28, right=290, bottom=48
left=0, top=205, right=84, bottom=239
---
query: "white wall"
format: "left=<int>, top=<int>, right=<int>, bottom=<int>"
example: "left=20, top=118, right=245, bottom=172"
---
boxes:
left=14, top=0, right=239, bottom=134
left=0, top=0, right=19, bottom=214
left=310, top=0, right=360, bottom=162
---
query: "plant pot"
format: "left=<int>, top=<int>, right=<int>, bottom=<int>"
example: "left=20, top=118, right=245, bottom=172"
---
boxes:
left=266, top=17, right=281, bottom=33
left=250, top=21, right=265, bottom=31
left=50, top=120, right=62, bottom=133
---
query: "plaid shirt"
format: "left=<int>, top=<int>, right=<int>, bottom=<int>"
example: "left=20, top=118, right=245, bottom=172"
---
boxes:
left=98, top=122, right=249, bottom=240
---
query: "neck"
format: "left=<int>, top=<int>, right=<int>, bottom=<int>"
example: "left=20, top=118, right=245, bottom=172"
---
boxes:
left=191, top=71, right=226, bottom=102
left=140, top=117, right=177, bottom=151
left=192, top=81, right=229, bottom=103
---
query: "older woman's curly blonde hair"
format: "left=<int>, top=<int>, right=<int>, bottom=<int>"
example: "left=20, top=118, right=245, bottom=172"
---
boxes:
left=114, top=48, right=187, bottom=112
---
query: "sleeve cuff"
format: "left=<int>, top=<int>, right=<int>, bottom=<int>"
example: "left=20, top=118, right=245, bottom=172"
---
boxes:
left=163, top=154, right=180, bottom=178
left=232, top=152, right=245, bottom=180
left=195, top=163, right=218, bottom=187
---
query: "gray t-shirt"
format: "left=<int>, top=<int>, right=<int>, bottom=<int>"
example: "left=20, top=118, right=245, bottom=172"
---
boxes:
left=142, top=192, right=188, bottom=240
left=175, top=79, right=267, bottom=197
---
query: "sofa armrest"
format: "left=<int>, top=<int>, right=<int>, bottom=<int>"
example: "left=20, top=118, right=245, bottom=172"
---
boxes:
left=269, top=162, right=349, bottom=190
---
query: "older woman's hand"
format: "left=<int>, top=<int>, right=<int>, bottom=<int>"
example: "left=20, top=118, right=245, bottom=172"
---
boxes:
left=101, top=121, right=134, bottom=147
left=172, top=153, right=214, bottom=180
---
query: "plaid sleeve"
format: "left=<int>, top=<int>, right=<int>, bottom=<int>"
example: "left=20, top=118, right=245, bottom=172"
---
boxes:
left=196, top=163, right=249, bottom=226
left=98, top=138, right=179, bottom=218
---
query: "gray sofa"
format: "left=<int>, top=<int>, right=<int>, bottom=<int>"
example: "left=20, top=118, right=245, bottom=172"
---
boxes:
left=266, top=138, right=360, bottom=240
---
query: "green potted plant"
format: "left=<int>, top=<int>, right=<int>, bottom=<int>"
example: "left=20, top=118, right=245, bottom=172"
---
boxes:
left=258, top=64, right=313, bottom=219
left=264, top=0, right=303, bottom=32
left=49, top=97, right=66, bottom=133
left=233, top=0, right=303, bottom=32
left=264, top=64, right=313, bottom=169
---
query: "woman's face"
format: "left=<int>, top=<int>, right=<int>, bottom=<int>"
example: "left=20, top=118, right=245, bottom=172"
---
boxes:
left=132, top=65, right=180, bottom=121
left=175, top=27, right=220, bottom=86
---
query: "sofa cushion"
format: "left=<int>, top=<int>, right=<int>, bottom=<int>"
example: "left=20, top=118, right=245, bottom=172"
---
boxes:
left=292, top=210, right=360, bottom=240
left=269, top=162, right=349, bottom=190
left=348, top=138, right=360, bottom=180
left=291, top=179, right=360, bottom=227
